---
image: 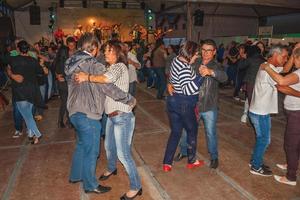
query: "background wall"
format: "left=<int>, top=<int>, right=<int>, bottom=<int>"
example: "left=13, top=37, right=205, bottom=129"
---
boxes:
left=15, top=10, right=52, bottom=44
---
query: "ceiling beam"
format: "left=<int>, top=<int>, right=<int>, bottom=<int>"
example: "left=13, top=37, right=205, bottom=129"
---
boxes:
left=157, top=2, right=186, bottom=14
left=167, top=0, right=300, bottom=9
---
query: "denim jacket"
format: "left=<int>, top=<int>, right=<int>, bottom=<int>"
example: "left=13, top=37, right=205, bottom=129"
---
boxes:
left=65, top=51, right=134, bottom=120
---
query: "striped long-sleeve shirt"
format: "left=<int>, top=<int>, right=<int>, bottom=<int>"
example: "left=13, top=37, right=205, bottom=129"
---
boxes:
left=169, top=56, right=203, bottom=95
left=104, top=62, right=132, bottom=114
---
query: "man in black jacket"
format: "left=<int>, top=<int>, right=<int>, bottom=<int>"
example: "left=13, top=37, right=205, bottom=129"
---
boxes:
left=55, top=37, right=77, bottom=128
left=173, top=39, right=227, bottom=169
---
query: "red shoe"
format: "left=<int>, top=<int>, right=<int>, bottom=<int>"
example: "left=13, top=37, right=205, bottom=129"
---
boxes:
left=163, top=164, right=172, bottom=172
left=186, top=160, right=205, bottom=169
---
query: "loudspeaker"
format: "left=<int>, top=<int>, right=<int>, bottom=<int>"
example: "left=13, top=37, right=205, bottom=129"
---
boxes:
left=82, top=0, right=87, bottom=8
left=122, top=1, right=126, bottom=9
left=193, top=9, right=204, bottom=26
left=29, top=5, right=40, bottom=25
left=140, top=2, right=145, bottom=10
left=59, top=0, right=64, bottom=8
left=259, top=17, right=267, bottom=26
left=103, top=1, right=108, bottom=8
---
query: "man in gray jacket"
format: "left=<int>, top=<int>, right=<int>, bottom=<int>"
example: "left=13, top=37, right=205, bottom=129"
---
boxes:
left=65, top=33, right=135, bottom=194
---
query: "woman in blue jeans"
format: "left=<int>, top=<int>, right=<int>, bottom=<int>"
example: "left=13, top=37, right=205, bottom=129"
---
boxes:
left=7, top=40, right=44, bottom=144
left=163, top=41, right=207, bottom=171
left=66, top=34, right=135, bottom=194
left=75, top=40, right=141, bottom=199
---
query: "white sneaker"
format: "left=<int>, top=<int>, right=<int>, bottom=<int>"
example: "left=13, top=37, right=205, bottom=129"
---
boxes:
left=276, top=163, right=287, bottom=170
left=12, top=130, right=22, bottom=138
left=274, top=175, right=296, bottom=186
left=241, top=114, right=247, bottom=123
left=233, top=96, right=240, bottom=101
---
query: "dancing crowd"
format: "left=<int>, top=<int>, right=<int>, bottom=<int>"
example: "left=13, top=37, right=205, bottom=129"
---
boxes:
left=0, top=28, right=300, bottom=200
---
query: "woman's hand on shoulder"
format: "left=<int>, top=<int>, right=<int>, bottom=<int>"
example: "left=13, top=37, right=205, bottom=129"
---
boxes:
left=74, top=71, right=89, bottom=83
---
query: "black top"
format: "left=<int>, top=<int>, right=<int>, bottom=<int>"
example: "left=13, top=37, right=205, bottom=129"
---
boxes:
left=9, top=55, right=43, bottom=103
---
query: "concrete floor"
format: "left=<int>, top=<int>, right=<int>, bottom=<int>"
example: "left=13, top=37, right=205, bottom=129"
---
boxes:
left=0, top=83, right=299, bottom=200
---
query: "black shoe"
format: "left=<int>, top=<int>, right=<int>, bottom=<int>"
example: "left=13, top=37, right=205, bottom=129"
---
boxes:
left=69, top=180, right=81, bottom=184
left=210, top=159, right=219, bottom=169
left=120, top=188, right=142, bottom=200
left=99, top=169, right=117, bottom=181
left=85, top=185, right=111, bottom=194
left=262, top=164, right=271, bottom=171
left=248, top=163, right=270, bottom=171
left=250, top=166, right=272, bottom=177
left=174, top=153, right=187, bottom=162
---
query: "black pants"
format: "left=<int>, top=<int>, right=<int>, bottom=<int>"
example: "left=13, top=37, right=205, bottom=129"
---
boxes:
left=58, top=81, right=69, bottom=124
left=284, top=109, right=300, bottom=181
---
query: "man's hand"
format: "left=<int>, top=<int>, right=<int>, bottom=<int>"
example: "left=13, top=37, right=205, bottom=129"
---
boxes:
left=199, top=65, right=213, bottom=76
left=128, top=97, right=137, bottom=109
left=74, top=72, right=89, bottom=83
left=13, top=74, right=24, bottom=83
left=167, top=83, right=174, bottom=96
left=260, top=63, right=269, bottom=70
left=56, top=74, right=65, bottom=82
left=7, top=68, right=24, bottom=83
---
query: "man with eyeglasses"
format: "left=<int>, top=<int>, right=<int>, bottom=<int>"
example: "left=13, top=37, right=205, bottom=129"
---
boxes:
left=171, top=39, right=227, bottom=169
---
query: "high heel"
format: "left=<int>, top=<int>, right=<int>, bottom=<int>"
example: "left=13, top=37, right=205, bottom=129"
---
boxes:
left=186, top=160, right=205, bottom=169
left=120, top=188, right=142, bottom=200
left=163, top=164, right=172, bottom=172
left=31, top=136, right=42, bottom=145
left=99, top=169, right=117, bottom=181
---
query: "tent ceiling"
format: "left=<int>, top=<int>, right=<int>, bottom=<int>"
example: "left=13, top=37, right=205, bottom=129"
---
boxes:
left=5, top=0, right=300, bottom=17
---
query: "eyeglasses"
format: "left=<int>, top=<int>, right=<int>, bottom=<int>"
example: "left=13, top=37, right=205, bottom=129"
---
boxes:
left=201, top=48, right=214, bottom=53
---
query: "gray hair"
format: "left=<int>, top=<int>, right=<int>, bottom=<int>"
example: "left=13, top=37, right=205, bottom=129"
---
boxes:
left=294, top=47, right=300, bottom=58
left=77, top=33, right=99, bottom=53
left=267, top=44, right=286, bottom=58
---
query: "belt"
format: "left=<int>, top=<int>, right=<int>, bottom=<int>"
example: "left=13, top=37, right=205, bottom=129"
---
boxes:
left=108, top=111, right=121, bottom=118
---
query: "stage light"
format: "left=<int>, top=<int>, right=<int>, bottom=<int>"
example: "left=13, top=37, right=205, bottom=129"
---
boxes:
left=89, top=18, right=95, bottom=24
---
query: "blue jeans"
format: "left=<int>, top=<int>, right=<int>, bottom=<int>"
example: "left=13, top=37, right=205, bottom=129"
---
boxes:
left=16, top=101, right=41, bottom=138
left=152, top=67, right=166, bottom=99
left=164, top=94, right=198, bottom=164
left=35, top=84, right=46, bottom=116
left=248, top=112, right=271, bottom=170
left=47, top=71, right=53, bottom=99
left=179, top=109, right=218, bottom=160
left=146, top=67, right=157, bottom=87
left=105, top=112, right=141, bottom=190
left=70, top=112, right=101, bottom=191
left=13, top=102, right=23, bottom=132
